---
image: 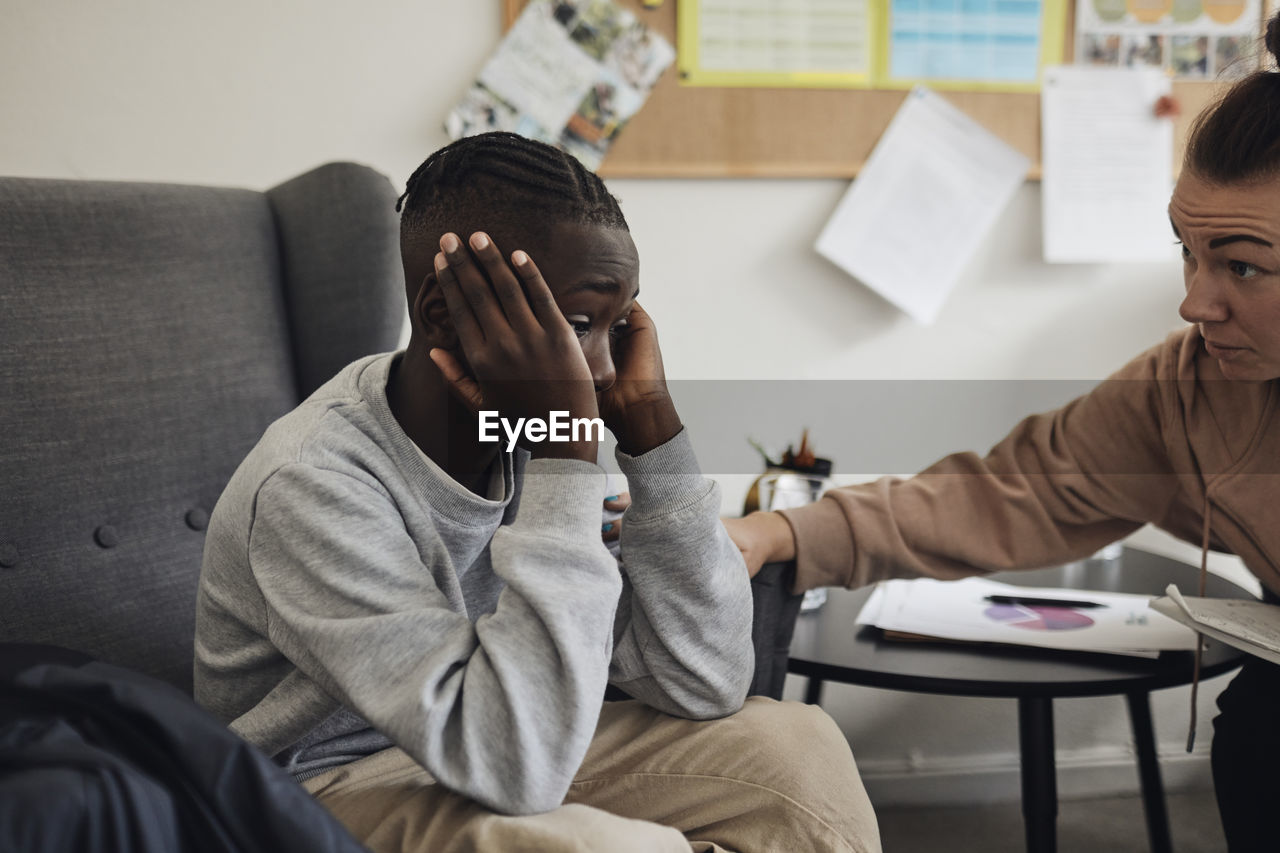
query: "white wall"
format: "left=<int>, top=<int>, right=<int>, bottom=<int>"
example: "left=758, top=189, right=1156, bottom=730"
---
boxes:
left=3, top=0, right=1252, bottom=805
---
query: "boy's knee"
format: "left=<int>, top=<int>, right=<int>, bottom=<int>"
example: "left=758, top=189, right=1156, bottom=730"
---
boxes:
left=459, top=804, right=688, bottom=853
left=708, top=698, right=881, bottom=852
left=693, top=697, right=866, bottom=802
left=727, top=697, right=855, bottom=771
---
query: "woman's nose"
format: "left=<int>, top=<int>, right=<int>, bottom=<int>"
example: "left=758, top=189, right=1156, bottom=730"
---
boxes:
left=1178, top=269, right=1230, bottom=325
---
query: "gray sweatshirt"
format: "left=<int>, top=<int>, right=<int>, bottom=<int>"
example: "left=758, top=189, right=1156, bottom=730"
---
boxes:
left=193, top=352, right=753, bottom=815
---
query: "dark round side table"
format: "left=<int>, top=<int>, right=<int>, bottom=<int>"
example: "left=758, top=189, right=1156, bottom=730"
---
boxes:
left=786, top=549, right=1253, bottom=853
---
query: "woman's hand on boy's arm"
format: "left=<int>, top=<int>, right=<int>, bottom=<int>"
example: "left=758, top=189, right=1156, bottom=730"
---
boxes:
left=599, top=302, right=682, bottom=456
left=721, top=512, right=797, bottom=578
left=602, top=492, right=629, bottom=543
left=429, top=231, right=600, bottom=462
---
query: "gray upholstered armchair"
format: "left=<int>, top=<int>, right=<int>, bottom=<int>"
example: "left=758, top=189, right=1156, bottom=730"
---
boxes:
left=0, top=161, right=798, bottom=705
left=0, top=158, right=807, bottom=846
left=0, top=164, right=405, bottom=690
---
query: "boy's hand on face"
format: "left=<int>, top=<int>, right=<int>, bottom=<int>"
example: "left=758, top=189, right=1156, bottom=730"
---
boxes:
left=430, top=232, right=600, bottom=463
left=599, top=302, right=682, bottom=456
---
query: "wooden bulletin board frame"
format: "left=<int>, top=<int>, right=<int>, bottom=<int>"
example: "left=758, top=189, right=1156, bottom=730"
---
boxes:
left=500, top=0, right=1225, bottom=179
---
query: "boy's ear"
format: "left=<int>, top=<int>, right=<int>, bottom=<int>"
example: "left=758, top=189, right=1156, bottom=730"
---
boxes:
left=413, top=275, right=458, bottom=350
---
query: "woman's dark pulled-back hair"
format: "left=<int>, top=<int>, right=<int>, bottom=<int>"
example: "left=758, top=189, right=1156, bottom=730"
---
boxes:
left=396, top=131, right=628, bottom=250
left=1185, top=13, right=1280, bottom=183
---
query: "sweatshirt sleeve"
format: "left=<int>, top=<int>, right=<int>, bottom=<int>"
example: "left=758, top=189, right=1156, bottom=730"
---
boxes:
left=607, top=429, right=754, bottom=719
left=783, top=340, right=1183, bottom=592
left=246, top=458, right=619, bottom=816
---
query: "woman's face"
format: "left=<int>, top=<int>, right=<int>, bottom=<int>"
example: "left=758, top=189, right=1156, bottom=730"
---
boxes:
left=1171, top=171, right=1280, bottom=381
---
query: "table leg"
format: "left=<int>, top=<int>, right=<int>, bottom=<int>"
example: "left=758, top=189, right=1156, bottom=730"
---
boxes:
left=1126, top=691, right=1173, bottom=853
left=1018, top=696, right=1058, bottom=853
left=804, top=676, right=825, bottom=705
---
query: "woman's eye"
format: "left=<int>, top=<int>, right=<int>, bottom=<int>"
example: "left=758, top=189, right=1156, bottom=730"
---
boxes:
left=1228, top=260, right=1259, bottom=279
left=1177, top=242, right=1191, bottom=261
left=608, top=322, right=628, bottom=339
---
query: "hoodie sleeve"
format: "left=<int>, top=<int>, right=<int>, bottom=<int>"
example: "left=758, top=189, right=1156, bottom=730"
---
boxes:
left=606, top=429, right=754, bottom=719
left=783, top=338, right=1184, bottom=592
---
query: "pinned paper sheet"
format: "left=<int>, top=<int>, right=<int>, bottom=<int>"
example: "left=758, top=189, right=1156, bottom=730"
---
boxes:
left=815, top=87, right=1029, bottom=324
left=1041, top=66, right=1174, bottom=263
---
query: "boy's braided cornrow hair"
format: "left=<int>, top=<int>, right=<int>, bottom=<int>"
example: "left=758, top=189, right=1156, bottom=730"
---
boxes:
left=396, top=132, right=627, bottom=234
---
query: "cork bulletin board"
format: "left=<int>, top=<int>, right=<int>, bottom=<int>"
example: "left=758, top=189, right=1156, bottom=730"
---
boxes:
left=500, top=0, right=1223, bottom=180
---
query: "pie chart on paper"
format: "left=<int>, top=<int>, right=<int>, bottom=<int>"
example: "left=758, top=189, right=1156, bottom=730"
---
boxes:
left=984, top=604, right=1095, bottom=631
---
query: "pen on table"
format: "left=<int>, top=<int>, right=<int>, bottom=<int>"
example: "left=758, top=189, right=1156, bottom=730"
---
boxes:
left=984, top=595, right=1107, bottom=609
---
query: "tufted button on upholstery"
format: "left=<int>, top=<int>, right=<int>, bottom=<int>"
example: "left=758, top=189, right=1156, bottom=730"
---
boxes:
left=185, top=508, right=209, bottom=532
left=0, top=543, right=18, bottom=568
left=94, top=525, right=119, bottom=548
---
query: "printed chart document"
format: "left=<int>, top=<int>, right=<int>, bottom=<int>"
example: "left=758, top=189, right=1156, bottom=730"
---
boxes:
left=1041, top=66, right=1174, bottom=263
left=1151, top=585, right=1280, bottom=665
left=858, top=576, right=1198, bottom=657
left=816, top=87, right=1028, bottom=324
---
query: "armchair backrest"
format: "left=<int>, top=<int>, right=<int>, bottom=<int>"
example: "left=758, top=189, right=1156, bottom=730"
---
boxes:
left=0, top=163, right=404, bottom=692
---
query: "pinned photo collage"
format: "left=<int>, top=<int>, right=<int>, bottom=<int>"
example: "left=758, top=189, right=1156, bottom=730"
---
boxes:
left=445, top=0, right=675, bottom=171
left=1075, top=0, right=1264, bottom=79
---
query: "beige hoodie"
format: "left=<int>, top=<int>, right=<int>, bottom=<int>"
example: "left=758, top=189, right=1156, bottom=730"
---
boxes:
left=782, top=325, right=1279, bottom=597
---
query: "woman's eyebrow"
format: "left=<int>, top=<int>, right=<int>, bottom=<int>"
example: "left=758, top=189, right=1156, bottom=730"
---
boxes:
left=1167, top=218, right=1273, bottom=250
left=1208, top=234, right=1274, bottom=249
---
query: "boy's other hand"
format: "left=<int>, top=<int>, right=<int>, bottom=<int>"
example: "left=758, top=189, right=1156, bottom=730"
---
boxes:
left=430, top=232, right=600, bottom=463
left=600, top=302, right=681, bottom=456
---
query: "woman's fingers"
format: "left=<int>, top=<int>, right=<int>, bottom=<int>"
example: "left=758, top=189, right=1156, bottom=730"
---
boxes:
left=602, top=492, right=629, bottom=543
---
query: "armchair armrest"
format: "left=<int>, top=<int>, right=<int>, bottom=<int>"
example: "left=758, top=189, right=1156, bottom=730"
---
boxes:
left=748, top=562, right=805, bottom=700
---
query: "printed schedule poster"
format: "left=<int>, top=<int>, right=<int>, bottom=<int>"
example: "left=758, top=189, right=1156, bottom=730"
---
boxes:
left=885, top=0, right=1066, bottom=90
left=678, top=0, right=875, bottom=88
left=680, top=0, right=1065, bottom=90
left=1075, top=0, right=1264, bottom=80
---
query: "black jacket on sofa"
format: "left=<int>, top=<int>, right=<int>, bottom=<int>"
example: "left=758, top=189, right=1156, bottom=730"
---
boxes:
left=0, top=645, right=368, bottom=853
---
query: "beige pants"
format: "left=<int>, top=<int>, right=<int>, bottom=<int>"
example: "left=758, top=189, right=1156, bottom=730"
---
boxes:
left=304, top=697, right=881, bottom=853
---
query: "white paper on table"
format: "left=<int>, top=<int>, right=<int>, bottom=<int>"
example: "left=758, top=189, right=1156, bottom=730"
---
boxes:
left=1041, top=66, right=1174, bottom=263
left=860, top=577, right=1197, bottom=657
left=815, top=86, right=1029, bottom=325
left=855, top=582, right=887, bottom=626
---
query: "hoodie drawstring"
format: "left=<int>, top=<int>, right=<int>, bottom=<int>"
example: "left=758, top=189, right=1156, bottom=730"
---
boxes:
left=1185, top=498, right=1213, bottom=752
